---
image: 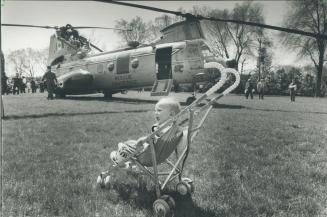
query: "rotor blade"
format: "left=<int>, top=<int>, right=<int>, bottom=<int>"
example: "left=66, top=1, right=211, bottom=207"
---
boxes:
left=95, top=0, right=327, bottom=39
left=74, top=26, right=132, bottom=31
left=195, top=15, right=327, bottom=40
left=95, top=0, right=182, bottom=16
left=89, top=43, right=103, bottom=52
left=2, top=23, right=56, bottom=29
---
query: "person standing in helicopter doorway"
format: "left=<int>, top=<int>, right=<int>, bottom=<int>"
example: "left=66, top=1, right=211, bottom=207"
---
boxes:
left=42, top=66, right=58, bottom=100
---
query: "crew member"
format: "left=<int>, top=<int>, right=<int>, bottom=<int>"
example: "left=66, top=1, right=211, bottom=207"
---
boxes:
left=42, top=66, right=58, bottom=100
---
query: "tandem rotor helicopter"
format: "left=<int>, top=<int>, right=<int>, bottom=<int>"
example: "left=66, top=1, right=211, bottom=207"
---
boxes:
left=2, top=1, right=327, bottom=103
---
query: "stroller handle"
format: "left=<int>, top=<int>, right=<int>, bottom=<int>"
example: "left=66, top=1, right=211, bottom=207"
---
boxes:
left=144, top=62, right=240, bottom=140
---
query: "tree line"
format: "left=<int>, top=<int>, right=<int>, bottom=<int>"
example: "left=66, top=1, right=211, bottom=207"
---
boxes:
left=233, top=65, right=327, bottom=97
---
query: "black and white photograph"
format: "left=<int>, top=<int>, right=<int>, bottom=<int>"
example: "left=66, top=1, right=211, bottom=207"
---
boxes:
left=1, top=1, right=327, bottom=217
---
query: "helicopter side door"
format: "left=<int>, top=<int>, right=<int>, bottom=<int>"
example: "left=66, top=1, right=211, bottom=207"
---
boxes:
left=151, top=47, right=173, bottom=96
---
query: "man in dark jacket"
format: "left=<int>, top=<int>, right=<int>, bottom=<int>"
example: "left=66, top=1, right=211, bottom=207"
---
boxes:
left=12, top=73, right=21, bottom=95
left=42, top=66, right=58, bottom=100
left=30, top=79, right=37, bottom=93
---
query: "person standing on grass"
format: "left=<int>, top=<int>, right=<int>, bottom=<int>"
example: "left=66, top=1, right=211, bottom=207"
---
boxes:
left=257, top=78, right=265, bottom=100
left=12, top=73, right=21, bottom=95
left=20, top=76, right=26, bottom=94
left=244, top=78, right=254, bottom=99
left=30, top=79, right=37, bottom=93
left=289, top=79, right=297, bottom=102
left=42, top=66, right=58, bottom=100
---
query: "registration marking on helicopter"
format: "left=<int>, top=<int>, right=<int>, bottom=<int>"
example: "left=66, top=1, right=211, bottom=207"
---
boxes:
left=114, top=74, right=132, bottom=81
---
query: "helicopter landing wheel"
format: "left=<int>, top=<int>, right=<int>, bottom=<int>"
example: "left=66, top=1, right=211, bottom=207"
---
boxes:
left=57, top=92, right=66, bottom=98
left=54, top=88, right=66, bottom=98
left=103, top=90, right=112, bottom=98
left=176, top=177, right=194, bottom=195
left=153, top=195, right=175, bottom=217
left=186, top=96, right=196, bottom=105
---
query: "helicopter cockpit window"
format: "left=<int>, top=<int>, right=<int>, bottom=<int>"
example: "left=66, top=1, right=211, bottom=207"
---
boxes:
left=107, top=62, right=114, bottom=72
left=131, top=58, right=139, bottom=69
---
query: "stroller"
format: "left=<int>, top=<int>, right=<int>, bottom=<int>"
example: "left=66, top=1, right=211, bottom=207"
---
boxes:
left=97, top=62, right=240, bottom=217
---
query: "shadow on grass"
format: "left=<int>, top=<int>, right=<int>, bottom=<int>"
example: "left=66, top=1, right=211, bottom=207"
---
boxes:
left=64, top=96, right=157, bottom=105
left=2, top=109, right=150, bottom=120
left=212, top=103, right=245, bottom=110
left=212, top=102, right=327, bottom=115
left=63, top=96, right=192, bottom=106
left=102, top=171, right=221, bottom=217
left=247, top=107, right=327, bottom=115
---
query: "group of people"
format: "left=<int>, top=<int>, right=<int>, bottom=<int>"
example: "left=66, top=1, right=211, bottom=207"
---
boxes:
left=244, top=78, right=266, bottom=100
left=2, top=74, right=38, bottom=95
left=2, top=66, right=58, bottom=101
left=244, top=78, right=297, bottom=102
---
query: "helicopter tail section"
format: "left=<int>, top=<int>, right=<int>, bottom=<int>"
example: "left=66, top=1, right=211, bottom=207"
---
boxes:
left=157, top=20, right=204, bottom=44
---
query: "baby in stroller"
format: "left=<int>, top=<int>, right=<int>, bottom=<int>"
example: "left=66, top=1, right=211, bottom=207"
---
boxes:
left=109, top=97, right=181, bottom=166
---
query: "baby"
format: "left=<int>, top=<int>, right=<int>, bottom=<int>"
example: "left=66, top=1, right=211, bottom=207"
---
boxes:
left=110, top=97, right=181, bottom=165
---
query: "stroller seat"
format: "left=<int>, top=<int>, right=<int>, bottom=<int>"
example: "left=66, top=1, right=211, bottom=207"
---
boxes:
left=136, top=126, right=184, bottom=167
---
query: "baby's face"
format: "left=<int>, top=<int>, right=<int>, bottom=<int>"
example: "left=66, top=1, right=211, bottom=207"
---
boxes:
left=155, top=104, right=172, bottom=124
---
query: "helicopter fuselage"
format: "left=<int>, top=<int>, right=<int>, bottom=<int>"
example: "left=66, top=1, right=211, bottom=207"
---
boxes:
left=53, top=39, right=220, bottom=96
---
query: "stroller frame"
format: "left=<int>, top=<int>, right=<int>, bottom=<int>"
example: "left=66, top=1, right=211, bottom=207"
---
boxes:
left=97, top=62, right=240, bottom=216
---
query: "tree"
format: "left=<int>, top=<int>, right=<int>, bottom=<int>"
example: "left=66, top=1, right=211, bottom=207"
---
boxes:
left=281, top=0, right=327, bottom=97
left=255, top=29, right=273, bottom=79
left=228, top=2, right=265, bottom=71
left=146, top=13, right=184, bottom=43
left=195, top=2, right=265, bottom=70
left=6, top=48, right=48, bottom=77
left=114, top=16, right=149, bottom=45
left=198, top=7, right=231, bottom=58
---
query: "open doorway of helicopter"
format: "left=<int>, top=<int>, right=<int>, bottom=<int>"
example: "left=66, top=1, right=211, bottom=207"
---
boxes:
left=155, top=47, right=172, bottom=80
left=151, top=47, right=173, bottom=96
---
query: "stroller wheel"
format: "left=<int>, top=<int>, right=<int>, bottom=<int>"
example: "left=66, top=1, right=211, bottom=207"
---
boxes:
left=96, top=173, right=111, bottom=189
left=182, top=177, right=194, bottom=193
left=176, top=181, right=189, bottom=195
left=153, top=195, right=175, bottom=217
left=176, top=178, right=194, bottom=195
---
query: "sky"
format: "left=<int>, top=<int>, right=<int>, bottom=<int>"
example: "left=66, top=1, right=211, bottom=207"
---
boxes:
left=1, top=1, right=302, bottom=71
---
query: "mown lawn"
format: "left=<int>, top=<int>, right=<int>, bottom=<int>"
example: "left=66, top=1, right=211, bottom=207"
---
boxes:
left=1, top=92, right=327, bottom=217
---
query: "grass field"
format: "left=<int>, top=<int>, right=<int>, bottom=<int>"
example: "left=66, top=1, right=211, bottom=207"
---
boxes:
left=1, top=92, right=327, bottom=217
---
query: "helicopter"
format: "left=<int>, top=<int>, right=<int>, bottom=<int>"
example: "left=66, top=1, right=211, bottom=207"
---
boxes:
left=3, top=1, right=326, bottom=103
left=3, top=20, right=233, bottom=103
